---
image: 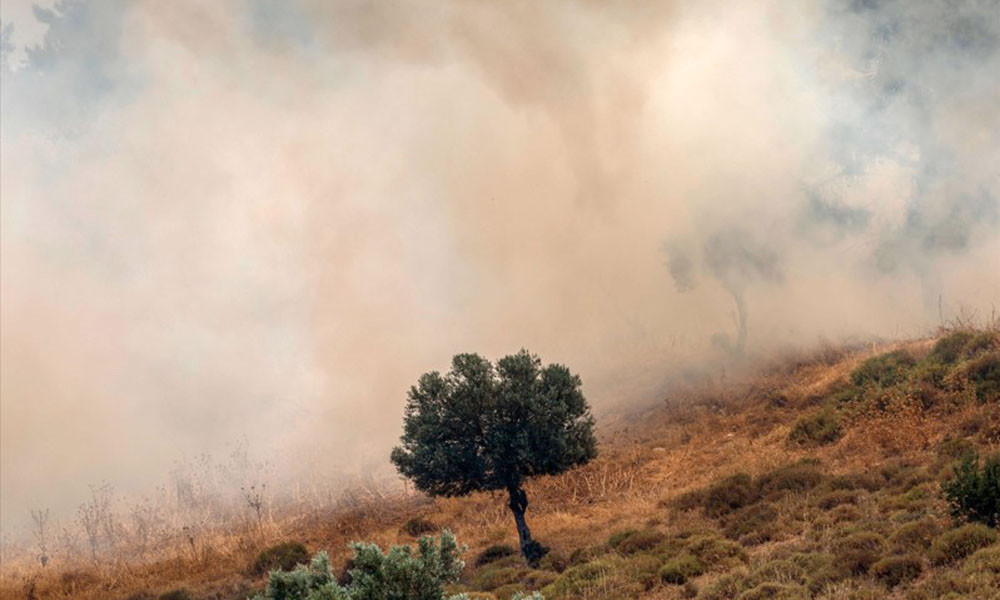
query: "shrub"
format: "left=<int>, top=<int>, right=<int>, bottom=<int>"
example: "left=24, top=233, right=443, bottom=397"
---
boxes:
left=936, top=436, right=977, bottom=461
left=929, top=523, right=997, bottom=565
left=703, top=474, right=758, bottom=517
left=736, top=583, right=809, bottom=600
left=670, top=489, right=706, bottom=512
left=404, top=517, right=438, bottom=537
left=607, top=529, right=639, bottom=550
left=830, top=532, right=886, bottom=574
left=851, top=350, right=916, bottom=388
left=253, top=541, right=311, bottom=576
left=816, top=490, right=858, bottom=510
left=756, top=462, right=825, bottom=497
left=965, top=352, right=1000, bottom=402
left=928, top=332, right=976, bottom=365
left=475, top=545, right=518, bottom=567
left=614, top=530, right=665, bottom=555
left=788, top=409, right=842, bottom=446
left=722, top=503, right=778, bottom=541
left=158, top=591, right=193, bottom=600
left=748, top=559, right=806, bottom=586
left=685, top=534, right=747, bottom=570
left=659, top=553, right=703, bottom=584
left=827, top=472, right=884, bottom=492
left=942, top=453, right=1000, bottom=527
left=890, top=517, right=940, bottom=551
left=697, top=572, right=748, bottom=600
left=963, top=544, right=1000, bottom=577
left=871, top=555, right=923, bottom=587
left=254, top=531, right=465, bottom=600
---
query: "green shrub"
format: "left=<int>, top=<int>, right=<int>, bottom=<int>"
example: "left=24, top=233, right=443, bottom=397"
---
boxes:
left=851, top=350, right=917, bottom=388
left=965, top=332, right=1000, bottom=357
left=936, top=436, right=977, bottom=461
left=757, top=462, right=825, bottom=497
left=962, top=544, right=1000, bottom=577
left=475, top=545, right=518, bottom=567
left=157, top=590, right=193, bottom=600
left=542, top=556, right=644, bottom=599
left=736, top=583, right=808, bottom=600
left=942, top=453, right=1000, bottom=527
left=614, top=530, right=665, bottom=555
left=659, top=553, right=703, bottom=584
left=253, top=541, right=311, bottom=576
left=928, top=332, right=977, bottom=365
left=788, top=409, right=842, bottom=446
left=748, top=559, right=806, bottom=586
left=696, top=572, right=747, bottom=600
left=254, top=531, right=465, bottom=600
left=890, top=517, right=940, bottom=551
left=830, top=532, right=886, bottom=574
left=703, top=474, right=759, bottom=517
left=871, top=555, right=923, bottom=587
left=404, top=517, right=438, bottom=537
left=606, top=529, right=638, bottom=550
left=965, top=352, right=1000, bottom=402
left=827, top=472, right=884, bottom=492
left=685, top=534, right=747, bottom=570
left=929, top=523, right=997, bottom=565
left=722, top=503, right=778, bottom=541
left=671, top=489, right=706, bottom=512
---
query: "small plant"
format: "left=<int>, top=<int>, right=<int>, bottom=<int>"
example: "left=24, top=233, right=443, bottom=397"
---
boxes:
left=941, top=453, right=1000, bottom=527
left=474, top=544, right=517, bottom=567
left=965, top=353, right=1000, bottom=402
left=255, top=531, right=465, bottom=600
left=788, top=409, right=842, bottom=446
left=157, top=589, right=193, bottom=600
left=252, top=541, right=310, bottom=576
left=702, top=473, right=758, bottom=517
left=404, top=517, right=438, bottom=537
left=870, top=555, right=923, bottom=587
left=851, top=350, right=916, bottom=388
left=831, top=532, right=886, bottom=575
left=929, top=524, right=997, bottom=565
left=659, top=553, right=702, bottom=584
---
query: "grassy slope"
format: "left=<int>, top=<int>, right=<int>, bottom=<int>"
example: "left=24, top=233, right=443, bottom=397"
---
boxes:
left=4, top=330, right=999, bottom=600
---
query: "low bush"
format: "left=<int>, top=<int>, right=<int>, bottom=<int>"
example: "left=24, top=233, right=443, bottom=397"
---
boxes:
left=929, top=523, right=997, bottom=565
left=659, top=553, right=703, bottom=584
left=748, top=559, right=806, bottom=586
left=722, top=503, right=778, bottom=541
left=253, top=531, right=465, bottom=600
left=816, top=490, right=858, bottom=510
left=703, top=474, right=759, bottom=517
left=685, top=534, right=747, bottom=571
left=942, top=453, right=1000, bottom=527
left=736, top=582, right=809, bottom=600
left=871, top=555, right=923, bottom=587
left=851, top=350, right=917, bottom=388
left=757, top=461, right=825, bottom=497
left=475, top=545, right=517, bottom=567
left=962, top=544, right=1000, bottom=578
left=404, top=516, right=438, bottom=537
left=614, top=529, right=665, bottom=555
left=788, top=409, right=842, bottom=446
left=827, top=472, right=884, bottom=492
left=928, top=332, right=977, bottom=365
left=890, top=517, right=940, bottom=551
left=158, top=590, right=193, bottom=600
left=252, top=541, right=310, bottom=576
left=966, top=352, right=1000, bottom=402
left=830, top=532, right=886, bottom=575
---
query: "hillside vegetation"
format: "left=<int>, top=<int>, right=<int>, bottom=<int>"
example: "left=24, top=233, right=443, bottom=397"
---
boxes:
left=3, top=328, right=999, bottom=600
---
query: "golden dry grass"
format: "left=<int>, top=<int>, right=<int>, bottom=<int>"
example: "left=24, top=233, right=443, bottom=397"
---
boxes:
left=1, top=335, right=996, bottom=600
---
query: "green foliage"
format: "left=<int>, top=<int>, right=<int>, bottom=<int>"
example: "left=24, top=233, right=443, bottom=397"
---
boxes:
left=609, top=529, right=664, bottom=554
left=928, top=332, right=977, bottom=365
left=474, top=545, right=517, bottom=567
left=702, top=473, right=758, bottom=517
left=788, top=409, right=842, bottom=446
left=756, top=461, right=825, bottom=497
left=929, top=524, right=997, bottom=565
left=891, top=517, right=941, bottom=551
left=736, top=583, right=808, bottom=600
left=659, top=553, right=702, bottom=584
left=831, top=532, right=886, bottom=575
left=721, top=503, right=778, bottom=542
left=965, top=353, right=1000, bottom=402
left=391, top=351, right=597, bottom=497
left=942, top=453, right=1000, bottom=527
left=254, top=531, right=465, bottom=600
left=871, top=555, right=923, bottom=587
left=254, top=542, right=311, bottom=576
left=851, top=350, right=916, bottom=388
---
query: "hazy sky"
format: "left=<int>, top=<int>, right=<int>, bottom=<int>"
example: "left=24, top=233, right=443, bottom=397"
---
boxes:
left=2, top=0, right=998, bottom=532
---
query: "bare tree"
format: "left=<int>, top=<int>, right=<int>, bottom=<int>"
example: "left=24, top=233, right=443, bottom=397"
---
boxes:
left=30, top=509, right=50, bottom=567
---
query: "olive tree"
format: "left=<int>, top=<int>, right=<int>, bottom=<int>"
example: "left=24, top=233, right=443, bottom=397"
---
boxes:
left=390, top=350, right=597, bottom=564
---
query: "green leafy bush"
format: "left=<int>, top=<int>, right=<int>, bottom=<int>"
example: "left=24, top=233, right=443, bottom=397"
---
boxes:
left=612, top=529, right=665, bottom=554
left=659, top=553, right=702, bottom=584
left=788, top=409, right=842, bottom=446
left=721, top=503, right=778, bottom=541
left=965, top=353, right=1000, bottom=402
left=703, top=474, right=758, bottom=517
left=254, top=531, right=465, bottom=600
left=928, top=332, right=977, bottom=365
left=831, top=532, right=886, bottom=574
left=756, top=461, right=825, bottom=497
left=929, top=524, right=997, bottom=565
left=942, top=453, right=1000, bottom=527
left=736, top=582, right=808, bottom=600
left=871, top=555, right=923, bottom=587
left=253, top=541, right=311, bottom=576
left=851, top=350, right=916, bottom=388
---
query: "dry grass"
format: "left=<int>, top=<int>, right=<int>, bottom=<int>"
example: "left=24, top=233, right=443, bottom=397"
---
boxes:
left=1, top=332, right=997, bottom=599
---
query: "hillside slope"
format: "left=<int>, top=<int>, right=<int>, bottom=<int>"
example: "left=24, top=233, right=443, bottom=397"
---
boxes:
left=4, top=329, right=999, bottom=600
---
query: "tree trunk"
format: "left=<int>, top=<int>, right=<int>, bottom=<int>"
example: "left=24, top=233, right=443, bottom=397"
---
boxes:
left=507, top=485, right=546, bottom=565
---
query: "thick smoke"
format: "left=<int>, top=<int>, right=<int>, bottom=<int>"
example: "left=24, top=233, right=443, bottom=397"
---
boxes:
left=1, top=0, right=998, bottom=533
